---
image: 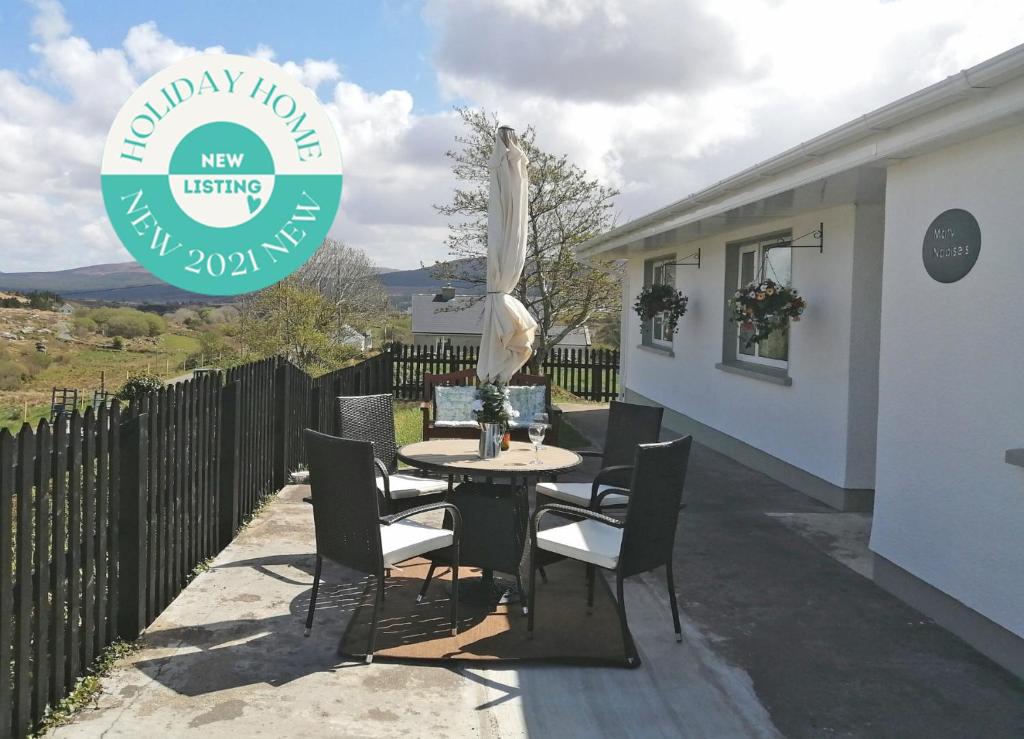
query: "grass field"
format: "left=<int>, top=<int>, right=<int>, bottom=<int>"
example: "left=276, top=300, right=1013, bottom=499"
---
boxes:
left=0, top=330, right=202, bottom=432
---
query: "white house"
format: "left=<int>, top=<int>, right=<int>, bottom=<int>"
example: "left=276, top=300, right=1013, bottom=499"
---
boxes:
left=411, top=290, right=592, bottom=349
left=577, top=44, right=1024, bottom=678
left=334, top=325, right=372, bottom=352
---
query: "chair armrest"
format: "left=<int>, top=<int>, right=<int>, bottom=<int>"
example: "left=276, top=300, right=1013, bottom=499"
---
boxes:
left=593, top=464, right=633, bottom=489
left=373, top=457, right=391, bottom=498
left=531, top=502, right=624, bottom=530
left=381, top=502, right=463, bottom=539
left=593, top=487, right=631, bottom=509
left=577, top=450, right=603, bottom=459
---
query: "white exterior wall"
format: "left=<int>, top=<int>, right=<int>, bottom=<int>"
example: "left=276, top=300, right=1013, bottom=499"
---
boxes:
left=622, top=203, right=882, bottom=488
left=871, top=124, right=1024, bottom=637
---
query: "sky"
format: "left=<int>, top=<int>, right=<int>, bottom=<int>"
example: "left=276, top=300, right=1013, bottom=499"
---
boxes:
left=0, top=0, right=1022, bottom=273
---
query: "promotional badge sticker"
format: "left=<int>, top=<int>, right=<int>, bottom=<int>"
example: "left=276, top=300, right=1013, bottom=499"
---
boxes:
left=101, top=53, right=343, bottom=295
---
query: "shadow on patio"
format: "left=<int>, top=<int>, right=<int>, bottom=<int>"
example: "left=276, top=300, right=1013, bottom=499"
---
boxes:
left=50, top=405, right=1024, bottom=738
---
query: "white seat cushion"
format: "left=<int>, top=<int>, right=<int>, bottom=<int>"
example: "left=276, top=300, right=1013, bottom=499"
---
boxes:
left=380, top=520, right=454, bottom=566
left=379, top=473, right=449, bottom=500
left=535, top=519, right=622, bottom=570
left=432, top=420, right=479, bottom=428
left=535, top=481, right=629, bottom=507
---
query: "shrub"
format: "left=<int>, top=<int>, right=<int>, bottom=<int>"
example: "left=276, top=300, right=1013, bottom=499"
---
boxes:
left=115, top=372, right=162, bottom=401
left=73, top=316, right=98, bottom=335
left=104, top=313, right=149, bottom=338
left=143, top=313, right=166, bottom=336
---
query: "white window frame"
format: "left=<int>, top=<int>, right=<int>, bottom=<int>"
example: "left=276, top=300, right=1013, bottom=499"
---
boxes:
left=736, top=242, right=790, bottom=369
left=650, top=257, right=676, bottom=347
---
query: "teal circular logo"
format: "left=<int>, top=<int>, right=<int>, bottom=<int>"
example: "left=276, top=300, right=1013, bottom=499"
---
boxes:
left=101, top=54, right=344, bottom=295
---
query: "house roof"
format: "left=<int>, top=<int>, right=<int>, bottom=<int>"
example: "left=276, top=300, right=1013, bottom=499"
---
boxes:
left=577, top=43, right=1024, bottom=259
left=411, top=293, right=592, bottom=345
left=411, top=294, right=485, bottom=335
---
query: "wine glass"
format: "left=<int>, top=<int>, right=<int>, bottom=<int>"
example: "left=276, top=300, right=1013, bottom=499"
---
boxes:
left=528, top=413, right=548, bottom=465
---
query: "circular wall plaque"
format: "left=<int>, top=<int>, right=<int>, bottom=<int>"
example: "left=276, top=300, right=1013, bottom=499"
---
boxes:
left=922, top=209, right=980, bottom=283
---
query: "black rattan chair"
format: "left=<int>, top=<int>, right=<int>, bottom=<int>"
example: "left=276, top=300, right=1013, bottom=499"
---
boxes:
left=303, top=429, right=462, bottom=663
left=535, top=400, right=663, bottom=510
left=528, top=436, right=693, bottom=667
left=336, top=394, right=449, bottom=513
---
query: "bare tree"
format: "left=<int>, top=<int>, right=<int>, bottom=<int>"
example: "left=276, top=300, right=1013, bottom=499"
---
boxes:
left=434, top=108, right=622, bottom=366
left=296, top=239, right=390, bottom=337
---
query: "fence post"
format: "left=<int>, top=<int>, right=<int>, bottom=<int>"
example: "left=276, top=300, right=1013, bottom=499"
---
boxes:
left=218, top=382, right=240, bottom=547
left=310, top=386, right=321, bottom=434
left=116, top=412, right=148, bottom=640
left=273, top=363, right=290, bottom=489
left=591, top=350, right=603, bottom=402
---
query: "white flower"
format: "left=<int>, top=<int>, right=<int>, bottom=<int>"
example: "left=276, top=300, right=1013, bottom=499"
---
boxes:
left=501, top=401, right=515, bottom=416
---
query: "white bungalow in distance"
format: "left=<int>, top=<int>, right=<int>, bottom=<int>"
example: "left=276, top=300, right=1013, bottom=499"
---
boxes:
left=577, top=45, right=1024, bottom=679
left=334, top=325, right=372, bottom=353
left=411, top=287, right=592, bottom=350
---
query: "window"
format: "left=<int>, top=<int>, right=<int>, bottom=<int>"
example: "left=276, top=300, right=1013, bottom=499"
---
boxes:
left=736, top=242, right=792, bottom=367
left=649, top=257, right=676, bottom=346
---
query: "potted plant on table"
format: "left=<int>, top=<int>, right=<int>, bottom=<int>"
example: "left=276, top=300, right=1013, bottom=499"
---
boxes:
left=634, top=284, right=689, bottom=336
left=472, top=383, right=519, bottom=459
left=728, top=279, right=806, bottom=347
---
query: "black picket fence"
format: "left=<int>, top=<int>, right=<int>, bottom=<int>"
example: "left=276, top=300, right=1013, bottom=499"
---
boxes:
left=0, top=354, right=391, bottom=738
left=390, top=343, right=620, bottom=401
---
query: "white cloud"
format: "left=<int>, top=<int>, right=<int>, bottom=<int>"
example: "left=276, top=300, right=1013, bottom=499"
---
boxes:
left=123, top=21, right=224, bottom=78
left=426, top=0, right=750, bottom=103
left=427, top=0, right=1024, bottom=222
left=1, top=0, right=1023, bottom=277
left=0, top=0, right=456, bottom=274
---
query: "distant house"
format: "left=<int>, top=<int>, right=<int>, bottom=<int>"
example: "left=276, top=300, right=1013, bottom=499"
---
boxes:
left=411, top=290, right=591, bottom=349
left=58, top=303, right=74, bottom=315
left=335, top=325, right=372, bottom=352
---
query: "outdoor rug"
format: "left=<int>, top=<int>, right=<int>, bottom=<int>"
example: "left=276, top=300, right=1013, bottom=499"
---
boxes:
left=337, top=558, right=632, bottom=666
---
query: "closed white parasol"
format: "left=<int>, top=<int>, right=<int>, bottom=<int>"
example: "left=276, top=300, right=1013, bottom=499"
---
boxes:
left=476, top=127, right=538, bottom=383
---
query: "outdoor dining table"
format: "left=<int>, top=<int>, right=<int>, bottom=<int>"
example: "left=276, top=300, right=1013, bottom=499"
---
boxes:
left=397, top=438, right=582, bottom=607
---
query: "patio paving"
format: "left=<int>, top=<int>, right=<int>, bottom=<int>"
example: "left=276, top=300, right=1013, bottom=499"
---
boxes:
left=50, top=404, right=1024, bottom=738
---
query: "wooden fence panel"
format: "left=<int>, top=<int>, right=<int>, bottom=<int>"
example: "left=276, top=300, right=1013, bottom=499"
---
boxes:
left=0, top=431, right=14, bottom=738
left=33, top=421, right=51, bottom=722
left=389, top=343, right=619, bottom=401
left=0, top=351, right=436, bottom=736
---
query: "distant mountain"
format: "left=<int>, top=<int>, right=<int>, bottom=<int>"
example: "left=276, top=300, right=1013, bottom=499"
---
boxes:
left=377, top=258, right=483, bottom=292
left=0, top=257, right=484, bottom=305
left=0, top=262, right=211, bottom=303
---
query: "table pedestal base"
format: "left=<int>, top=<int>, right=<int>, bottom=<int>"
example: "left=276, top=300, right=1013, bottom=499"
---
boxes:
left=458, top=574, right=521, bottom=606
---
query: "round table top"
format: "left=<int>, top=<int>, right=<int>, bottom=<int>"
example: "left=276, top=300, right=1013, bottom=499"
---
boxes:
left=398, top=439, right=582, bottom=476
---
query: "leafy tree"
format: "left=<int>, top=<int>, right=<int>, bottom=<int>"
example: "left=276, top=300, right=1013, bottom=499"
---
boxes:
left=239, top=279, right=351, bottom=372
left=434, top=108, right=622, bottom=366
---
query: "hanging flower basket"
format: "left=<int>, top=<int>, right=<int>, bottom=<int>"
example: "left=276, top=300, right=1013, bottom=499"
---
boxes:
left=633, top=284, right=689, bottom=336
left=728, top=279, right=806, bottom=347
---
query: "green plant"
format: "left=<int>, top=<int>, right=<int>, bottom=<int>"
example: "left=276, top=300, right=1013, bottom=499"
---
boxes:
left=115, top=371, right=162, bottom=401
left=729, top=279, right=806, bottom=347
left=634, top=284, right=689, bottom=335
left=111, top=337, right=124, bottom=351
left=34, top=639, right=140, bottom=735
left=472, top=383, right=517, bottom=426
